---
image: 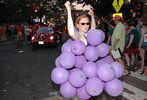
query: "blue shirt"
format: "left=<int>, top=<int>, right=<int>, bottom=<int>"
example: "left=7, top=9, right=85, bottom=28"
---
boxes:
left=108, top=28, right=114, bottom=46
left=139, top=27, right=147, bottom=46
left=127, top=29, right=139, bottom=47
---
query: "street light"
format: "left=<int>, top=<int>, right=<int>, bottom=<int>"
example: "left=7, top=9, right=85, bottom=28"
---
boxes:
left=35, top=9, right=38, bottom=12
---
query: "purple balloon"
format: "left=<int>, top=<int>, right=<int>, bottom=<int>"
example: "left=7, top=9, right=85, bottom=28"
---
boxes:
left=85, top=77, right=104, bottom=96
left=71, top=40, right=86, bottom=55
left=87, top=29, right=103, bottom=46
left=111, top=62, right=124, bottom=78
left=59, top=52, right=75, bottom=69
left=97, top=63, right=115, bottom=82
left=105, top=78, right=123, bottom=97
left=60, top=81, right=76, bottom=98
left=77, top=85, right=91, bottom=100
left=75, top=55, right=86, bottom=68
left=96, top=59, right=106, bottom=68
left=102, top=56, right=114, bottom=63
left=84, top=46, right=99, bottom=61
left=61, top=42, right=72, bottom=52
left=69, top=68, right=82, bottom=74
left=96, top=43, right=109, bottom=57
left=67, top=38, right=74, bottom=43
left=97, top=29, right=105, bottom=41
left=69, top=69, right=87, bottom=87
left=55, top=56, right=61, bottom=67
left=82, top=61, right=97, bottom=78
left=51, top=67, right=69, bottom=84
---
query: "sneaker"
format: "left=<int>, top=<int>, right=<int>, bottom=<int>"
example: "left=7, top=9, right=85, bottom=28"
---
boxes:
left=126, top=65, right=131, bottom=69
left=138, top=69, right=143, bottom=72
left=123, top=71, right=130, bottom=76
left=140, top=70, right=145, bottom=75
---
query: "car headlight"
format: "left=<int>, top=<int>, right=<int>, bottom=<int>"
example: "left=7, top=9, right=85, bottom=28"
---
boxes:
left=50, top=36, right=54, bottom=40
left=32, top=36, right=35, bottom=40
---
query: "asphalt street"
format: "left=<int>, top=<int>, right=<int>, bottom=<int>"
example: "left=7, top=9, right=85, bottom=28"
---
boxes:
left=0, top=41, right=147, bottom=100
left=0, top=41, right=62, bottom=100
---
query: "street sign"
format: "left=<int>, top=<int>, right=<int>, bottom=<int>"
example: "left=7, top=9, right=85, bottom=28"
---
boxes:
left=112, top=13, right=123, bottom=20
left=112, top=0, right=124, bottom=13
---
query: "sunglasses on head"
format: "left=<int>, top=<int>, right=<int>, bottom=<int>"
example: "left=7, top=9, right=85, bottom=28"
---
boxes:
left=79, top=23, right=90, bottom=25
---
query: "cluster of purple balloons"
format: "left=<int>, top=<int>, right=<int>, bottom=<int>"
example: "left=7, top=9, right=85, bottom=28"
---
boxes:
left=51, top=29, right=124, bottom=99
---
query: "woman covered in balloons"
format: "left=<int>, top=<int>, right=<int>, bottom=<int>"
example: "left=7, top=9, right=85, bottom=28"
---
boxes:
left=51, top=1, right=124, bottom=99
left=64, top=1, right=96, bottom=45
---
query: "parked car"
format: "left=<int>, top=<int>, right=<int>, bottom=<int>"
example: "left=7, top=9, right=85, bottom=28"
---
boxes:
left=31, top=26, right=62, bottom=47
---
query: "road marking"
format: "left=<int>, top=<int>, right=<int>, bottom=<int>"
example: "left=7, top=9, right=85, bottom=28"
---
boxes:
left=122, top=82, right=147, bottom=100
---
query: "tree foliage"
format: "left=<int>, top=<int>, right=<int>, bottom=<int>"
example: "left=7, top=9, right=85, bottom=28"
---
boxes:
left=0, top=0, right=114, bottom=23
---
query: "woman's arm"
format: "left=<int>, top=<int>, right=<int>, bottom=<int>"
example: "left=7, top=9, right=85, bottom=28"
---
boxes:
left=107, top=36, right=111, bottom=45
left=64, top=1, right=76, bottom=39
left=88, top=10, right=96, bottom=29
left=127, top=35, right=134, bottom=48
left=139, top=28, right=146, bottom=50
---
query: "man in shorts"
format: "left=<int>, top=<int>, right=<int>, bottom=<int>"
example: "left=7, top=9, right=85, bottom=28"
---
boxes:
left=111, top=15, right=128, bottom=75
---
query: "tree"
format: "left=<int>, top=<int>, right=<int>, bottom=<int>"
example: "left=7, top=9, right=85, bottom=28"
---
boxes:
left=0, top=0, right=114, bottom=23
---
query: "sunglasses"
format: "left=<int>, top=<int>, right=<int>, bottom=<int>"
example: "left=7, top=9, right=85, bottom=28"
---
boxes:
left=79, top=23, right=90, bottom=25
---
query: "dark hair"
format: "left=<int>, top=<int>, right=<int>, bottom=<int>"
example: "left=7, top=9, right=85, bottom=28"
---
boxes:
left=127, top=18, right=137, bottom=27
left=141, top=13, right=147, bottom=26
left=109, top=20, right=115, bottom=27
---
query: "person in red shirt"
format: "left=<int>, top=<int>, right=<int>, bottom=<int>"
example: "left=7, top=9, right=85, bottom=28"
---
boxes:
left=33, top=24, right=39, bottom=35
left=17, top=25, right=23, bottom=47
left=0, top=25, right=7, bottom=41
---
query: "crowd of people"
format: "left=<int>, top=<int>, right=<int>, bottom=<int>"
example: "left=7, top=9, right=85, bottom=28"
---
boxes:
left=0, top=1, right=146, bottom=75
left=0, top=23, right=39, bottom=47
left=96, top=13, right=147, bottom=75
left=0, top=18, right=61, bottom=47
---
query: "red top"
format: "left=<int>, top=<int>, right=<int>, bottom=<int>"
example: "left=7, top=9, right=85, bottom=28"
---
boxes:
left=0, top=26, right=5, bottom=36
left=17, top=26, right=23, bottom=33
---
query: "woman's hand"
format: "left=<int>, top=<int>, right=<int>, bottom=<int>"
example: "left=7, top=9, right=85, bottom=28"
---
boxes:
left=113, top=47, right=117, bottom=51
left=88, top=10, right=94, bottom=16
left=126, top=45, right=130, bottom=48
left=138, top=45, right=141, bottom=51
left=64, top=1, right=71, bottom=10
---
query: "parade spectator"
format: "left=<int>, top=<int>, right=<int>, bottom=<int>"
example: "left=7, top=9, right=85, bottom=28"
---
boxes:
left=107, top=20, right=115, bottom=50
left=48, top=18, right=57, bottom=29
left=96, top=18, right=101, bottom=29
left=10, top=23, right=16, bottom=41
left=0, top=24, right=7, bottom=42
left=63, top=21, right=68, bottom=41
left=124, top=19, right=139, bottom=71
left=124, top=19, right=131, bottom=46
left=64, top=1, right=95, bottom=45
left=136, top=16, right=142, bottom=33
left=7, top=24, right=12, bottom=42
left=33, top=24, right=39, bottom=35
left=139, top=13, right=147, bottom=75
left=16, top=24, right=23, bottom=47
left=111, top=15, right=127, bottom=75
left=24, top=25, right=32, bottom=42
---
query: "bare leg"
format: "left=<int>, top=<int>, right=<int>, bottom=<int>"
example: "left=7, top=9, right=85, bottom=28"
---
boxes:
left=124, top=53, right=130, bottom=66
left=139, top=48, right=145, bottom=70
left=131, top=54, right=135, bottom=65
left=144, top=67, right=147, bottom=74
